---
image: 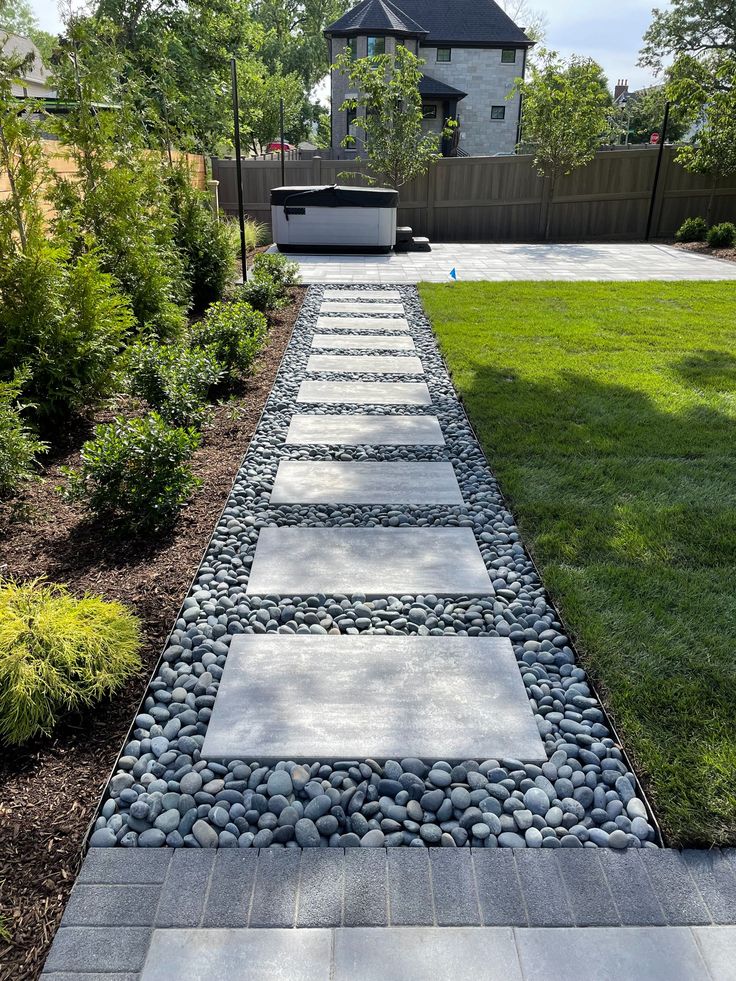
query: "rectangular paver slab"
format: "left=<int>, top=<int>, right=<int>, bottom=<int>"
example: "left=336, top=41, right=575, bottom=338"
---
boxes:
left=316, top=316, right=410, bottom=331
left=321, top=300, right=404, bottom=314
left=297, top=381, right=431, bottom=405
left=307, top=354, right=423, bottom=375
left=312, top=333, right=415, bottom=351
left=270, top=461, right=463, bottom=504
left=201, top=635, right=545, bottom=764
left=324, top=288, right=402, bottom=301
left=141, top=929, right=332, bottom=981
left=246, top=526, right=492, bottom=597
left=285, top=414, right=444, bottom=446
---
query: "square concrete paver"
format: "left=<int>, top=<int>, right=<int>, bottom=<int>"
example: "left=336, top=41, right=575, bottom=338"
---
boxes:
left=297, top=381, right=431, bottom=405
left=321, top=300, right=404, bottom=314
left=270, top=461, right=463, bottom=504
left=324, top=288, right=402, bottom=301
left=307, top=354, right=423, bottom=375
left=312, top=334, right=415, bottom=351
left=316, top=316, right=410, bottom=332
left=285, top=414, right=445, bottom=446
left=245, top=527, right=492, bottom=597
left=333, top=928, right=522, bottom=981
left=201, top=635, right=545, bottom=763
left=140, top=929, right=332, bottom=981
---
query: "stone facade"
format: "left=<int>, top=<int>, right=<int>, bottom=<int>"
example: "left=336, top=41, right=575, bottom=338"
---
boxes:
left=329, top=37, right=524, bottom=157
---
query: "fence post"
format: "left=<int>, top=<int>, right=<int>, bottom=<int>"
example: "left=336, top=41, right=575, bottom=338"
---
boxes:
left=651, top=146, right=674, bottom=240
left=426, top=161, right=439, bottom=241
left=313, top=155, right=322, bottom=186
left=207, top=179, right=220, bottom=217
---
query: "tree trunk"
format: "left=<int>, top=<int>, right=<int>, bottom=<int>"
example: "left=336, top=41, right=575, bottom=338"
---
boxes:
left=0, top=123, right=28, bottom=251
left=543, top=175, right=556, bottom=241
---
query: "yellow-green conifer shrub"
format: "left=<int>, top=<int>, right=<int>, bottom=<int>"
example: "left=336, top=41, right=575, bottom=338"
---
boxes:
left=0, top=579, right=141, bottom=745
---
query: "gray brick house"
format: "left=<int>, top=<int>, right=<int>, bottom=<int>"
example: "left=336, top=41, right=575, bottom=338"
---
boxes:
left=324, top=0, right=533, bottom=157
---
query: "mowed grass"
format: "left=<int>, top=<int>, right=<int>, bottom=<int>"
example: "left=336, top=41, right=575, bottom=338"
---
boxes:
left=420, top=280, right=736, bottom=846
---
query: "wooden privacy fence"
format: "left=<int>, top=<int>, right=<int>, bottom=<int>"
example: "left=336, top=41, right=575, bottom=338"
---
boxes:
left=211, top=147, right=736, bottom=242
left=0, top=140, right=206, bottom=213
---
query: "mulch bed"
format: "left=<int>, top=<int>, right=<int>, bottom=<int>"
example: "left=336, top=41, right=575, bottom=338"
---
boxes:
left=672, top=240, right=736, bottom=264
left=0, top=287, right=305, bottom=981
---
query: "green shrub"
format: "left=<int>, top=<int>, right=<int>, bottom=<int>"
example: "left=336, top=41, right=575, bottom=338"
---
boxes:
left=62, top=413, right=201, bottom=534
left=0, top=245, right=134, bottom=426
left=225, top=218, right=269, bottom=256
left=0, top=373, right=47, bottom=497
left=252, top=251, right=301, bottom=289
left=706, top=222, right=736, bottom=249
left=234, top=277, right=284, bottom=312
left=0, top=578, right=141, bottom=745
left=171, top=170, right=235, bottom=309
left=192, top=300, right=267, bottom=383
left=126, top=341, right=223, bottom=428
left=675, top=216, right=708, bottom=243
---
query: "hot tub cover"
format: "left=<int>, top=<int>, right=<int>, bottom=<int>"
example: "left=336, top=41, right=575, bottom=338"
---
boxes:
left=270, top=185, right=399, bottom=208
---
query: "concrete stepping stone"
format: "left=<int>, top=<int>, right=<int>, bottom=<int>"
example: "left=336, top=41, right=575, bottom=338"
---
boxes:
left=270, top=461, right=463, bottom=504
left=246, top=527, right=492, bottom=597
left=321, top=300, right=404, bottom=315
left=285, top=414, right=444, bottom=446
left=324, top=288, right=402, bottom=301
left=297, top=381, right=431, bottom=405
left=201, top=635, right=545, bottom=764
left=306, top=354, right=423, bottom=375
left=316, top=316, right=410, bottom=332
left=312, top=334, right=415, bottom=351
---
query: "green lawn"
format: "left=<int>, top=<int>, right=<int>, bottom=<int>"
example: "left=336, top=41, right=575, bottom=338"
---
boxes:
left=420, top=280, right=736, bottom=847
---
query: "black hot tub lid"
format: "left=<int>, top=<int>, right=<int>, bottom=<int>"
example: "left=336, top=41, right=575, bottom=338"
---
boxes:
left=270, top=185, right=399, bottom=208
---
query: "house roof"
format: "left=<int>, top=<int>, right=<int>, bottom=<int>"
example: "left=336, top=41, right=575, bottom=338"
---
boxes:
left=326, top=0, right=427, bottom=37
left=419, top=73, right=467, bottom=100
left=326, top=0, right=532, bottom=47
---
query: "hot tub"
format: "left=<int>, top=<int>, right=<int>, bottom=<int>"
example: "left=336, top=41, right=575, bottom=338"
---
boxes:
left=270, top=185, right=399, bottom=254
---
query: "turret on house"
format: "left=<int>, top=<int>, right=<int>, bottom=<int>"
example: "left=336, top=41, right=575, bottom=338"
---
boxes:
left=324, top=0, right=533, bottom=157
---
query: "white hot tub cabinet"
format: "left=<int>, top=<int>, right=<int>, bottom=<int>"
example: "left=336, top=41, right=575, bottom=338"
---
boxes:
left=270, top=184, right=399, bottom=254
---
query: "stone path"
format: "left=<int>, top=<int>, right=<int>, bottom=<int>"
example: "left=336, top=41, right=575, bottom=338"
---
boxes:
left=275, top=242, right=736, bottom=284
left=43, top=284, right=736, bottom=978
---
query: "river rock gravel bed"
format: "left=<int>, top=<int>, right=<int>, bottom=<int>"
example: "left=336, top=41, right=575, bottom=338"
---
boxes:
left=92, top=284, right=657, bottom=851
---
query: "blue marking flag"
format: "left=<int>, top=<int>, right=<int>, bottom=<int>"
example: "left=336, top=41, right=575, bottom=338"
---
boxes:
left=450, top=268, right=458, bottom=281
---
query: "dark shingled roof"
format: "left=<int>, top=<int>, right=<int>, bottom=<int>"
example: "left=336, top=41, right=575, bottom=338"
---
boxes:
left=326, top=0, right=532, bottom=47
left=419, top=72, right=467, bottom=99
left=326, top=0, right=427, bottom=37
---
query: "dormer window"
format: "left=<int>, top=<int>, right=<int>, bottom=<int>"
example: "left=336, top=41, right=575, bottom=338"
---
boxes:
left=367, top=36, right=386, bottom=56
left=437, top=48, right=452, bottom=63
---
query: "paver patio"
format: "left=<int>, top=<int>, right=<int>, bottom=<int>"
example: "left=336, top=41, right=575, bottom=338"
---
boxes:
left=274, top=242, right=736, bottom=284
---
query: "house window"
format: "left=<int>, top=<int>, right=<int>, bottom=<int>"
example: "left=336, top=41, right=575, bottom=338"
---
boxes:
left=347, top=37, right=358, bottom=60
left=501, top=48, right=516, bottom=63
left=367, top=36, right=385, bottom=56
left=491, top=105, right=506, bottom=120
left=422, top=104, right=437, bottom=119
left=436, top=48, right=451, bottom=63
left=347, top=107, right=358, bottom=142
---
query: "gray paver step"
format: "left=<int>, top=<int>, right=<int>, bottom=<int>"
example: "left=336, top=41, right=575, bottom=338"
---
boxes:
left=315, top=316, right=410, bottom=331
left=201, top=635, right=545, bottom=764
left=311, top=333, right=415, bottom=351
left=306, top=354, right=424, bottom=374
left=270, top=461, right=463, bottom=504
left=285, top=414, right=445, bottom=446
left=323, top=288, right=402, bottom=301
left=321, top=300, right=404, bottom=314
left=297, top=380, right=431, bottom=405
left=245, top=526, right=493, bottom=597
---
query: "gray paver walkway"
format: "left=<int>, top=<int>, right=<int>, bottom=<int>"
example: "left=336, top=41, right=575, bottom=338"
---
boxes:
left=281, top=242, right=736, bottom=284
left=285, top=413, right=445, bottom=445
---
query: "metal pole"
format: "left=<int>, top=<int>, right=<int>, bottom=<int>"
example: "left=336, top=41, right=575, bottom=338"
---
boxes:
left=231, top=57, right=247, bottom=282
left=645, top=100, right=671, bottom=241
left=280, top=97, right=286, bottom=187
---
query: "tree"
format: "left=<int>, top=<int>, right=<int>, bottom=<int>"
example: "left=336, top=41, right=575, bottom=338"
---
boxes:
left=640, top=0, right=736, bottom=74
left=333, top=44, right=453, bottom=189
left=514, top=50, right=611, bottom=239
left=673, top=58, right=736, bottom=221
left=612, top=85, right=695, bottom=144
left=240, top=67, right=307, bottom=154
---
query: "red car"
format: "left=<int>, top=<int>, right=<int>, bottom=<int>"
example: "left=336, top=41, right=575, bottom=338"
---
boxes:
left=266, top=141, right=294, bottom=152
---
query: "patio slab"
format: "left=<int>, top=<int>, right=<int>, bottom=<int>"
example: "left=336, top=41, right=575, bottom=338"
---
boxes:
left=306, top=354, right=423, bottom=375
left=316, top=316, right=410, bottom=331
left=324, top=288, right=402, bottom=301
left=201, top=635, right=545, bottom=763
left=321, top=300, right=404, bottom=314
left=245, top=526, right=493, bottom=596
left=270, top=461, right=462, bottom=504
left=297, top=380, right=431, bottom=405
left=285, top=413, right=445, bottom=446
left=311, top=334, right=415, bottom=351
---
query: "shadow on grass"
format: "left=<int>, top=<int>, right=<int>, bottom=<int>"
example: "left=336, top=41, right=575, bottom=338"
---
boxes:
left=674, top=349, right=736, bottom=392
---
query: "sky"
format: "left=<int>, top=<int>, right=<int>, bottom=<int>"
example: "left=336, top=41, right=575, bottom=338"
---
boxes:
left=28, top=0, right=664, bottom=92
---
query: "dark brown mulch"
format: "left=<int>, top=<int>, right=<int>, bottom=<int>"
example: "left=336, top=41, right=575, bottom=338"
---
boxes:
left=672, top=240, right=736, bottom=264
left=0, top=287, right=305, bottom=981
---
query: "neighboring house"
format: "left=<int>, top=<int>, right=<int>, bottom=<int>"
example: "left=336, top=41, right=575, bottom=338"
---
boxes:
left=1, top=32, right=55, bottom=99
left=324, top=0, right=533, bottom=158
